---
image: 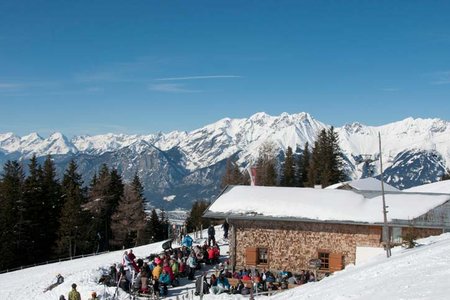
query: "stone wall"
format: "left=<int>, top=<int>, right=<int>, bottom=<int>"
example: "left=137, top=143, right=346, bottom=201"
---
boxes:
left=230, top=220, right=382, bottom=273
left=230, top=220, right=443, bottom=273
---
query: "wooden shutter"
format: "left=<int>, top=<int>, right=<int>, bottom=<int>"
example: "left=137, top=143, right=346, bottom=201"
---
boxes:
left=329, top=253, right=343, bottom=272
left=246, top=247, right=258, bottom=265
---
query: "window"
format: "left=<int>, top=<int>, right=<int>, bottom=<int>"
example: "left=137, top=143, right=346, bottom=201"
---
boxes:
left=318, top=252, right=330, bottom=270
left=318, top=251, right=343, bottom=272
left=258, top=248, right=268, bottom=264
left=246, top=247, right=268, bottom=265
left=391, top=227, right=402, bottom=244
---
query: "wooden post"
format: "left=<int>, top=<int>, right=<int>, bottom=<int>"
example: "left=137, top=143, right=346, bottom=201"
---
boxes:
left=379, top=132, right=391, bottom=258
left=200, top=274, right=204, bottom=300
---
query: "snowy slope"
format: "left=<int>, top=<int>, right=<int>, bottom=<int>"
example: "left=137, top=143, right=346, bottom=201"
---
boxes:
left=1, top=228, right=449, bottom=300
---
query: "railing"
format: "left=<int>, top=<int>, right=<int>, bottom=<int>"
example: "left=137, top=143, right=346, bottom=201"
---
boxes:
left=0, top=250, right=110, bottom=274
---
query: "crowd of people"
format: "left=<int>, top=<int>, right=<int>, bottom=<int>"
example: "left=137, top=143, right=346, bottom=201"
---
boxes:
left=61, top=223, right=316, bottom=298
left=194, top=261, right=317, bottom=296
left=95, top=228, right=222, bottom=298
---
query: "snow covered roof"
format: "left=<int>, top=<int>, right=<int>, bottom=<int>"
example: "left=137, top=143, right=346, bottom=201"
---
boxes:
left=405, top=180, right=450, bottom=193
left=205, top=185, right=450, bottom=224
left=325, top=177, right=399, bottom=192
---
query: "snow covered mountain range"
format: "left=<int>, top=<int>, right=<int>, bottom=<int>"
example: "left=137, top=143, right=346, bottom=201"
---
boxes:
left=1, top=112, right=449, bottom=209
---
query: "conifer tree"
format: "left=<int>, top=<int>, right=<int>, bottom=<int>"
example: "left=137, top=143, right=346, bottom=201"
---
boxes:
left=185, top=200, right=211, bottom=233
left=255, top=141, right=278, bottom=186
left=441, top=168, right=450, bottom=181
left=307, top=128, right=345, bottom=188
left=158, top=209, right=170, bottom=241
left=296, top=143, right=310, bottom=187
left=106, top=168, right=124, bottom=247
left=143, top=209, right=161, bottom=243
left=326, top=127, right=345, bottom=185
left=55, top=160, right=92, bottom=257
left=22, top=155, right=45, bottom=264
left=0, top=160, right=25, bottom=270
left=221, top=158, right=248, bottom=188
left=86, top=164, right=111, bottom=251
left=307, top=140, right=321, bottom=187
left=41, top=155, right=62, bottom=258
left=110, top=182, right=147, bottom=249
left=281, top=146, right=295, bottom=186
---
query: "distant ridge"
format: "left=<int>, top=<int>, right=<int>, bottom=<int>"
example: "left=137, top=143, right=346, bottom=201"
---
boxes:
left=1, top=112, right=449, bottom=209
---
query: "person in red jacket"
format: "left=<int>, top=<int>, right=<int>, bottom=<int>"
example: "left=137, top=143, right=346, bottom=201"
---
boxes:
left=128, top=249, right=136, bottom=261
left=212, top=245, right=220, bottom=264
left=207, top=247, right=215, bottom=265
left=162, top=261, right=175, bottom=284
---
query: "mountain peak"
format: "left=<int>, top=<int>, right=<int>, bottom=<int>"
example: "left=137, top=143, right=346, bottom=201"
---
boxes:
left=24, top=132, right=42, bottom=139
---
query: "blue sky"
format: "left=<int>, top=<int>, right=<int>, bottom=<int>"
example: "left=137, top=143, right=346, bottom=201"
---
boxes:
left=1, top=0, right=449, bottom=137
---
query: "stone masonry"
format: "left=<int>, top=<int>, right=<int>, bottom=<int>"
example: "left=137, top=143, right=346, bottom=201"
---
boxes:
left=230, top=219, right=441, bottom=274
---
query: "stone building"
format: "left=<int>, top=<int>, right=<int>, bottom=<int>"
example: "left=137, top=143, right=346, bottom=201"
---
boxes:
left=203, top=185, right=450, bottom=274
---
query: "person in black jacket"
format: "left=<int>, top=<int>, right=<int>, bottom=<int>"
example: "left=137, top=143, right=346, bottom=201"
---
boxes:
left=222, top=220, right=229, bottom=239
left=207, top=225, right=216, bottom=246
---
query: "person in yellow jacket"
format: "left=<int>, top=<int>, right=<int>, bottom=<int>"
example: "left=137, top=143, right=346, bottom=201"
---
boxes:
left=152, top=263, right=162, bottom=280
left=68, top=283, right=81, bottom=300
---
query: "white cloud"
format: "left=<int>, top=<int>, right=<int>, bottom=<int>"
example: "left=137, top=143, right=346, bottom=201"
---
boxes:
left=381, top=88, right=400, bottom=92
left=0, top=83, right=25, bottom=90
left=155, top=75, right=241, bottom=81
left=430, top=71, right=450, bottom=85
left=148, top=83, right=201, bottom=93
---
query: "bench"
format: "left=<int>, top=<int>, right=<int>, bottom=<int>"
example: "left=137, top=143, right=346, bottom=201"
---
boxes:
left=227, top=278, right=253, bottom=289
left=228, top=278, right=299, bottom=290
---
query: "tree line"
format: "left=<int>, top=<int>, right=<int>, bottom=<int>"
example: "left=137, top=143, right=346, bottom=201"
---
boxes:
left=0, top=156, right=169, bottom=271
left=222, top=127, right=346, bottom=188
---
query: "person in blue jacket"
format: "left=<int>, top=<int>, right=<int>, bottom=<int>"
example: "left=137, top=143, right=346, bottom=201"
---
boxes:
left=182, top=235, right=193, bottom=248
left=211, top=273, right=230, bottom=294
left=159, top=269, right=171, bottom=296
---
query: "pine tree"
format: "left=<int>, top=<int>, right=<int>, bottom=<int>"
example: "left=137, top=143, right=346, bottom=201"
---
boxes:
left=106, top=168, right=124, bottom=247
left=143, top=209, right=161, bottom=244
left=110, top=182, right=147, bottom=249
left=281, top=146, right=295, bottom=187
left=307, top=128, right=345, bottom=188
left=0, top=160, right=25, bottom=270
left=441, top=168, right=450, bottom=181
left=296, top=143, right=310, bottom=187
left=41, top=155, right=62, bottom=259
left=307, top=140, right=321, bottom=187
left=255, top=141, right=278, bottom=186
left=326, top=127, right=345, bottom=185
left=55, top=160, right=93, bottom=257
left=86, top=164, right=111, bottom=251
left=22, top=155, right=45, bottom=264
left=221, top=158, right=247, bottom=188
left=185, top=200, right=211, bottom=233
